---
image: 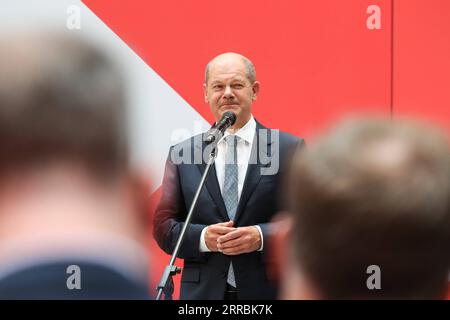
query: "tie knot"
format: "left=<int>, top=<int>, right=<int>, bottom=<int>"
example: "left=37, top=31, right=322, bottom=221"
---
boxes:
left=225, top=135, right=239, bottom=146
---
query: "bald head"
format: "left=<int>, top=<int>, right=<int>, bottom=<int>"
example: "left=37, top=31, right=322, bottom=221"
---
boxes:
left=204, top=52, right=256, bottom=84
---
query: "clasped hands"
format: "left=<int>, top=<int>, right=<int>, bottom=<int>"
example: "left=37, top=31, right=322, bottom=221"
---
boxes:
left=205, top=221, right=261, bottom=255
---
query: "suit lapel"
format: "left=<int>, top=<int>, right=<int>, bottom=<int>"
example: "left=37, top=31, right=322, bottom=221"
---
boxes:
left=195, top=139, right=229, bottom=221
left=235, top=122, right=272, bottom=223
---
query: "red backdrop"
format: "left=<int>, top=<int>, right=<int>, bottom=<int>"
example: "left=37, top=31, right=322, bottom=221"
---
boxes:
left=82, top=0, right=450, bottom=299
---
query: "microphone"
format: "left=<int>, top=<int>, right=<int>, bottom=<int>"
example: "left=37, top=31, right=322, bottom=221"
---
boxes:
left=205, top=111, right=237, bottom=144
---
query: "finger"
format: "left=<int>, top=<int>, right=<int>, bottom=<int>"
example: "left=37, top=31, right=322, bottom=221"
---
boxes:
left=217, top=220, right=234, bottom=227
left=217, top=237, right=243, bottom=250
left=221, top=244, right=248, bottom=255
left=217, top=229, right=243, bottom=243
left=209, top=226, right=235, bottom=235
left=207, top=221, right=234, bottom=235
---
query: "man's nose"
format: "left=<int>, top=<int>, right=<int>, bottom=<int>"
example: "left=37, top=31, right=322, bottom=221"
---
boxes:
left=223, top=85, right=234, bottom=98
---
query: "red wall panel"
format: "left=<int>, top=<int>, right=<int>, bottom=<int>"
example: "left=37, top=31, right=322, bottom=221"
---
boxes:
left=82, top=0, right=392, bottom=140
left=393, top=0, right=450, bottom=133
left=79, top=0, right=450, bottom=299
left=82, top=0, right=393, bottom=299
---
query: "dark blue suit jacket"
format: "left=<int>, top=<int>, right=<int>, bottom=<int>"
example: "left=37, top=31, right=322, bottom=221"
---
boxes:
left=0, top=260, right=150, bottom=300
left=154, top=121, right=304, bottom=299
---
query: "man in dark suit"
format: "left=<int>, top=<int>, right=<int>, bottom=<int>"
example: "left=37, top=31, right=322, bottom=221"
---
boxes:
left=154, top=52, right=304, bottom=300
left=0, top=32, right=150, bottom=299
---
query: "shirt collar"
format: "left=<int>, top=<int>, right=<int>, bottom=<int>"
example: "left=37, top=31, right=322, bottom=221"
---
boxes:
left=223, top=115, right=256, bottom=144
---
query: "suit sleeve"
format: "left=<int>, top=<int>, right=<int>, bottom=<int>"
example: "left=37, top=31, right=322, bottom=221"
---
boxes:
left=153, top=147, right=207, bottom=261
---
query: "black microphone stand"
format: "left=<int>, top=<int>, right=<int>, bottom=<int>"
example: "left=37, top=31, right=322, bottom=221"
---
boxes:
left=156, top=141, right=218, bottom=300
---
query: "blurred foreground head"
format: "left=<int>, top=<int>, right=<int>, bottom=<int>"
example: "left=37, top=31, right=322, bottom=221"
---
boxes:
left=0, top=32, right=127, bottom=178
left=0, top=32, right=149, bottom=299
left=283, top=117, right=450, bottom=299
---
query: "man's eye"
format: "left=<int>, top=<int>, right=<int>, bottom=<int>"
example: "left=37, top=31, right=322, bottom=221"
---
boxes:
left=232, top=84, right=244, bottom=89
left=213, top=85, right=224, bottom=90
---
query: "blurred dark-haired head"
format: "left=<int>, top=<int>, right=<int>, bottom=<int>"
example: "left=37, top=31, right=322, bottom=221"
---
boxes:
left=0, top=33, right=150, bottom=299
left=0, top=32, right=127, bottom=181
left=284, top=116, right=450, bottom=299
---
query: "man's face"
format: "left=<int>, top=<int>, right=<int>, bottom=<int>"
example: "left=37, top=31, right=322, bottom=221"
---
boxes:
left=204, top=56, right=259, bottom=129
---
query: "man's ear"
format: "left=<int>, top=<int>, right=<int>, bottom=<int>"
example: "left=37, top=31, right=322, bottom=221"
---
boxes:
left=203, top=83, right=209, bottom=103
left=274, top=213, right=321, bottom=300
left=267, top=212, right=293, bottom=283
left=121, top=169, right=152, bottom=240
left=252, top=81, right=260, bottom=100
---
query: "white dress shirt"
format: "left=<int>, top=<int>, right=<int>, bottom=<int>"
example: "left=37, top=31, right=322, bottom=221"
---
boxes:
left=199, top=115, right=264, bottom=252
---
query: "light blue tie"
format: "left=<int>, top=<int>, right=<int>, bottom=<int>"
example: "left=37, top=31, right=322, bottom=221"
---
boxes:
left=223, top=135, right=239, bottom=288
